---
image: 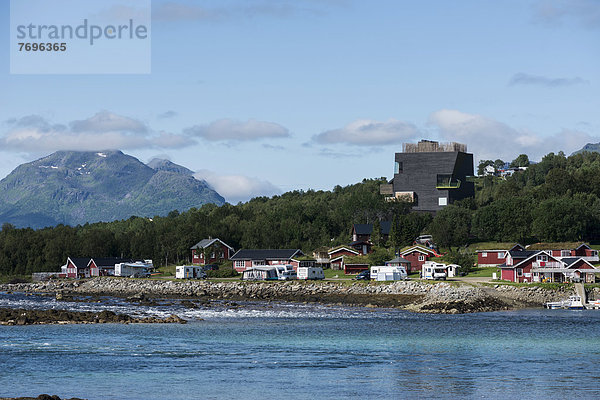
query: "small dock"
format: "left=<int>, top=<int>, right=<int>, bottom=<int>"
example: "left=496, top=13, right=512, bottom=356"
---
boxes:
left=575, top=283, right=600, bottom=310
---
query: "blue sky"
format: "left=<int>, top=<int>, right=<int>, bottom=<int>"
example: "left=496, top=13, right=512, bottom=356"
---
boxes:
left=1, top=0, right=599, bottom=203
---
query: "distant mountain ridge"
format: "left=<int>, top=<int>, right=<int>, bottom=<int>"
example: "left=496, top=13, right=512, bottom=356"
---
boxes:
left=0, top=150, right=225, bottom=228
left=571, top=143, right=600, bottom=156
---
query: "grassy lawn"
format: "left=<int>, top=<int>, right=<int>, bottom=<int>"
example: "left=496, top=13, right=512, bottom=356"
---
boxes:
left=323, top=268, right=352, bottom=279
left=464, top=267, right=497, bottom=278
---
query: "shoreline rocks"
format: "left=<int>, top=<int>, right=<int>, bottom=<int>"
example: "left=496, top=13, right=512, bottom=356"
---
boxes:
left=0, top=308, right=186, bottom=325
left=0, top=277, right=583, bottom=314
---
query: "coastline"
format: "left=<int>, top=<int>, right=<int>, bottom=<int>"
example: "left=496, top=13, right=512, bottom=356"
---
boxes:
left=1, top=277, right=588, bottom=314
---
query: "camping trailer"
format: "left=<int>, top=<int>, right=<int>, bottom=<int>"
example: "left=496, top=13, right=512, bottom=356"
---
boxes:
left=370, top=265, right=408, bottom=281
left=115, top=261, right=153, bottom=278
left=297, top=266, right=325, bottom=280
left=175, top=265, right=207, bottom=279
left=421, top=261, right=447, bottom=280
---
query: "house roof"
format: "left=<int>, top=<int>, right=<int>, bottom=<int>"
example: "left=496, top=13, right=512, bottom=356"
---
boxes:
left=527, top=242, right=590, bottom=251
left=67, top=257, right=92, bottom=269
left=508, top=250, right=538, bottom=259
left=502, top=250, right=559, bottom=269
left=561, top=258, right=597, bottom=269
left=473, top=243, right=524, bottom=251
left=352, top=224, right=373, bottom=235
left=190, top=238, right=234, bottom=250
left=328, top=246, right=359, bottom=255
left=352, top=222, right=392, bottom=236
left=400, top=245, right=436, bottom=256
left=386, top=256, right=411, bottom=265
left=230, top=249, right=303, bottom=260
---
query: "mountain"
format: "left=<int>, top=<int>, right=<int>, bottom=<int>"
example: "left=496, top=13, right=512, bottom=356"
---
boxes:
left=147, top=158, right=194, bottom=176
left=571, top=143, right=600, bottom=156
left=0, top=151, right=225, bottom=228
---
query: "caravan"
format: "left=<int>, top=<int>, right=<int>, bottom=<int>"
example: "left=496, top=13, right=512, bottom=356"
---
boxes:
left=421, top=261, right=447, bottom=280
left=297, top=266, right=324, bottom=280
left=175, top=265, right=207, bottom=279
left=370, top=265, right=408, bottom=281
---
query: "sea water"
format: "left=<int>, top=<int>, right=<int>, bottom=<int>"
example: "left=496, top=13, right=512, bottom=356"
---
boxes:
left=0, top=292, right=599, bottom=400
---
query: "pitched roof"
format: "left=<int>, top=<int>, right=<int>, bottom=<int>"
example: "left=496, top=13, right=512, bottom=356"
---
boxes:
left=352, top=224, right=373, bottom=235
left=472, top=242, right=523, bottom=251
left=328, top=246, right=359, bottom=255
left=386, top=256, right=411, bottom=265
left=561, top=258, right=598, bottom=269
left=190, top=238, right=233, bottom=250
left=508, top=250, right=538, bottom=259
left=380, top=221, right=392, bottom=235
left=400, top=245, right=436, bottom=256
left=230, top=249, right=303, bottom=260
left=352, top=222, right=392, bottom=236
left=68, top=257, right=92, bottom=269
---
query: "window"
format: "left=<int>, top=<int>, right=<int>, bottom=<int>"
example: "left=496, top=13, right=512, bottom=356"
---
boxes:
left=253, top=260, right=266, bottom=266
left=537, top=255, right=548, bottom=262
left=418, top=255, right=425, bottom=261
left=561, top=250, right=571, bottom=257
left=499, top=252, right=505, bottom=259
left=394, top=161, right=403, bottom=174
left=517, top=268, right=523, bottom=277
left=438, top=197, right=448, bottom=206
left=234, top=260, right=245, bottom=268
left=482, top=252, right=488, bottom=258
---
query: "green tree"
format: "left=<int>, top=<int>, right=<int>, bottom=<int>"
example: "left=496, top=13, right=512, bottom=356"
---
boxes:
left=510, top=154, right=530, bottom=168
left=428, top=205, right=472, bottom=248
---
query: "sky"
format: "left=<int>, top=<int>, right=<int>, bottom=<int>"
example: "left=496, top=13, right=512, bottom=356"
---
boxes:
left=1, top=0, right=599, bottom=203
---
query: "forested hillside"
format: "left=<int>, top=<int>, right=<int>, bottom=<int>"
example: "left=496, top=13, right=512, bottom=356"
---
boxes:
left=2, top=151, right=600, bottom=276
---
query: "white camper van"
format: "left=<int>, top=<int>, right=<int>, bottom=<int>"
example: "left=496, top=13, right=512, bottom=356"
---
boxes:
left=115, top=261, right=153, bottom=278
left=297, top=266, right=325, bottom=280
left=175, top=265, right=207, bottom=279
left=370, top=266, right=408, bottom=281
left=421, top=261, right=447, bottom=280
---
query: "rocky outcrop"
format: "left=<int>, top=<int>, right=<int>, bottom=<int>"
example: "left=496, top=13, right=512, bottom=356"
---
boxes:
left=0, top=308, right=186, bottom=325
left=0, top=278, right=576, bottom=314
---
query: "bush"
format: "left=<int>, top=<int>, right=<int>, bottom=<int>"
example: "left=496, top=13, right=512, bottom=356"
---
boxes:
left=446, top=250, right=475, bottom=274
left=207, top=268, right=240, bottom=278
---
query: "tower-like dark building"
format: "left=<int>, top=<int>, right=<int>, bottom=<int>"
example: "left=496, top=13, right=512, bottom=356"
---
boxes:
left=380, top=140, right=474, bottom=212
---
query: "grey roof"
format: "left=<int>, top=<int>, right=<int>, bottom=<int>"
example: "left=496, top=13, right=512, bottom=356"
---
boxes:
left=230, top=249, right=304, bottom=261
left=509, top=250, right=538, bottom=259
left=190, top=238, right=233, bottom=250
left=68, top=257, right=92, bottom=269
left=353, top=224, right=373, bottom=235
left=386, top=256, right=411, bottom=265
left=353, top=222, right=392, bottom=236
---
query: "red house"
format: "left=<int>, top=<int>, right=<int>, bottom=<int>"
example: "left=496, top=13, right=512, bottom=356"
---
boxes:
left=230, top=249, right=304, bottom=272
left=191, top=238, right=234, bottom=265
left=477, top=244, right=524, bottom=267
left=500, top=250, right=599, bottom=283
left=328, top=246, right=360, bottom=270
left=400, top=245, right=437, bottom=272
left=65, top=257, right=92, bottom=278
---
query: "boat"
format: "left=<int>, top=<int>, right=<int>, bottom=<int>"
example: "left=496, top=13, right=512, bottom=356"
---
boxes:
left=545, top=295, right=585, bottom=310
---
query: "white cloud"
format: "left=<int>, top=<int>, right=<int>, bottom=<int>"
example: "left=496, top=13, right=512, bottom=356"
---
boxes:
left=312, top=119, right=420, bottom=146
left=70, top=111, right=147, bottom=133
left=184, top=118, right=290, bottom=141
left=1, top=113, right=190, bottom=153
left=428, top=109, right=600, bottom=161
left=194, top=169, right=282, bottom=203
